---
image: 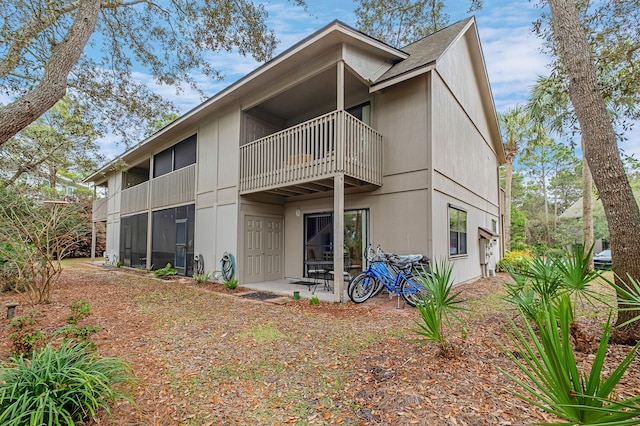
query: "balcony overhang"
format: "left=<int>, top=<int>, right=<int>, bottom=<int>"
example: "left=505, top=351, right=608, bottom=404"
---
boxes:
left=239, top=110, right=382, bottom=198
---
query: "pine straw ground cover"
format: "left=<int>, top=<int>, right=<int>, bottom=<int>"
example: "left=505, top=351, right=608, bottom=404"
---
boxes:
left=0, top=260, right=639, bottom=425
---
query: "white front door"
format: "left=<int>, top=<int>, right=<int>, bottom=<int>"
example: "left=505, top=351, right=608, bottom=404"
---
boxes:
left=244, top=215, right=283, bottom=283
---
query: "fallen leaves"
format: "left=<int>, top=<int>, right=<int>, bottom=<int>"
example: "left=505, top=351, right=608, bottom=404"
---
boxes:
left=0, top=264, right=637, bottom=425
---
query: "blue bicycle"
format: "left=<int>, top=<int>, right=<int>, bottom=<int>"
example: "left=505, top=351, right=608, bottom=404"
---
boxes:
left=348, top=245, right=431, bottom=307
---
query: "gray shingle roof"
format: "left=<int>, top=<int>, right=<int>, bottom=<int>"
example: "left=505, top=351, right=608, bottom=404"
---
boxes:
left=375, top=17, right=473, bottom=84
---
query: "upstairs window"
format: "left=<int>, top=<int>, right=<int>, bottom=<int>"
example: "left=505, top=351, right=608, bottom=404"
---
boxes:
left=346, top=102, right=371, bottom=126
left=153, top=134, right=197, bottom=178
left=449, top=206, right=467, bottom=256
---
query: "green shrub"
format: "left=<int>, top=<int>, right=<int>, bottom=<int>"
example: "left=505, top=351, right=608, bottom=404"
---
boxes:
left=224, top=278, right=238, bottom=290
left=67, top=300, right=91, bottom=324
left=8, top=313, right=46, bottom=356
left=309, top=296, right=320, bottom=305
left=9, top=302, right=101, bottom=356
left=192, top=271, right=211, bottom=284
left=153, top=263, right=177, bottom=278
left=55, top=324, right=101, bottom=351
left=0, top=342, right=135, bottom=425
left=496, top=249, right=532, bottom=273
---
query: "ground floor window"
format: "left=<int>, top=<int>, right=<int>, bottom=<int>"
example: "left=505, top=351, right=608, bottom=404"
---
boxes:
left=120, top=213, right=148, bottom=268
left=449, top=205, right=467, bottom=256
left=151, top=204, right=195, bottom=275
left=303, top=209, right=368, bottom=276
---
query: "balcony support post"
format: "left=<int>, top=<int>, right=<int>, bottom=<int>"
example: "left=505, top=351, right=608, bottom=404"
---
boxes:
left=90, top=221, right=97, bottom=262
left=333, top=173, right=345, bottom=302
left=337, top=59, right=344, bottom=110
left=146, top=155, right=154, bottom=271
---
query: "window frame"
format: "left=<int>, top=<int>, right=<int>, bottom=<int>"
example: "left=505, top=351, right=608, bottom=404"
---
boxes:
left=448, top=205, right=468, bottom=257
left=153, top=134, right=197, bottom=178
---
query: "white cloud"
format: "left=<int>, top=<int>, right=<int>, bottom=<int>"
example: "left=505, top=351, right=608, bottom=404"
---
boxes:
left=479, top=25, right=549, bottom=111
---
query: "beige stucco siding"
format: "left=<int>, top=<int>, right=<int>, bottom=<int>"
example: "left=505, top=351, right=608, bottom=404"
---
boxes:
left=431, top=72, right=498, bottom=207
left=375, top=77, right=430, bottom=176
left=281, top=187, right=431, bottom=279
left=430, top=68, right=501, bottom=282
left=342, top=44, right=394, bottom=83
left=196, top=116, right=219, bottom=207
left=105, top=173, right=122, bottom=261
left=435, top=30, right=495, bottom=153
left=431, top=189, right=499, bottom=283
left=193, top=107, right=241, bottom=275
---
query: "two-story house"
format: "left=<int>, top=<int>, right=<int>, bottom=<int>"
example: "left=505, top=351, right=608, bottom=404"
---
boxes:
left=86, top=17, right=505, bottom=301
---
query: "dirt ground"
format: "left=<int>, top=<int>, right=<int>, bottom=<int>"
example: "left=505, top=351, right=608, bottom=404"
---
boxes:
left=0, top=260, right=638, bottom=425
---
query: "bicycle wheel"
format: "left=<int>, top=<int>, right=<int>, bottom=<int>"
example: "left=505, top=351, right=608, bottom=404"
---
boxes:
left=400, top=274, right=432, bottom=307
left=348, top=272, right=377, bottom=303
left=370, top=277, right=385, bottom=297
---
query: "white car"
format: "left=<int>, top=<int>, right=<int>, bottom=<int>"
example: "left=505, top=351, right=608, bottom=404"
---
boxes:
left=593, top=249, right=612, bottom=269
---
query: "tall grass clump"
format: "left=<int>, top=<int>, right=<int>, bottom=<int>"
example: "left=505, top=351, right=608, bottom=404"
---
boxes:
left=0, top=342, right=135, bottom=425
left=412, top=260, right=466, bottom=354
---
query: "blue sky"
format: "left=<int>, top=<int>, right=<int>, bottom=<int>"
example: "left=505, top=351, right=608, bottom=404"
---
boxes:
left=105, top=0, right=639, bottom=160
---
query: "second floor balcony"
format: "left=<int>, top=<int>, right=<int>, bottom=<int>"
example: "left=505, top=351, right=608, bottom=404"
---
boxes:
left=118, top=163, right=196, bottom=217
left=239, top=110, right=383, bottom=196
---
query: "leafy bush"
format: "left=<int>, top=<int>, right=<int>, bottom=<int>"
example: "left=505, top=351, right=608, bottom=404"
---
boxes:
left=55, top=324, right=101, bottom=351
left=153, top=263, right=177, bottom=278
left=8, top=313, right=46, bottom=356
left=9, top=302, right=100, bottom=356
left=192, top=271, right=211, bottom=284
left=67, top=300, right=91, bottom=324
left=0, top=189, right=89, bottom=304
left=412, top=260, right=467, bottom=353
left=0, top=342, right=135, bottom=425
left=224, top=278, right=238, bottom=290
left=309, top=296, right=320, bottom=305
left=496, top=249, right=532, bottom=273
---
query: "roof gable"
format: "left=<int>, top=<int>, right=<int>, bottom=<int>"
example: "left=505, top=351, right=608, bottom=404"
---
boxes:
left=374, top=17, right=473, bottom=86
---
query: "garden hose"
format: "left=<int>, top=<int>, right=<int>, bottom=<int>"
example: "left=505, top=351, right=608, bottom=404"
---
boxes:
left=221, top=252, right=235, bottom=282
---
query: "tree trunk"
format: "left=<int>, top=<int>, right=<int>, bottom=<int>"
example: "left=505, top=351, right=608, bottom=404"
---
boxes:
left=504, top=160, right=514, bottom=252
left=0, top=0, right=101, bottom=146
left=547, top=0, right=640, bottom=334
left=582, top=137, right=594, bottom=270
left=541, top=162, right=551, bottom=245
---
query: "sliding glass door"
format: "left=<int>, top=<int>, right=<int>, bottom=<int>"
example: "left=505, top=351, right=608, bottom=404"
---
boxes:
left=303, top=209, right=368, bottom=276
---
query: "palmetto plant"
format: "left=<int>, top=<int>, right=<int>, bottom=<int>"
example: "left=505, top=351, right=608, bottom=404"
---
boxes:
left=0, top=342, right=135, bottom=425
left=504, top=245, right=609, bottom=323
left=555, top=245, right=608, bottom=315
left=412, top=260, right=466, bottom=352
left=607, top=274, right=640, bottom=328
left=502, top=296, right=640, bottom=425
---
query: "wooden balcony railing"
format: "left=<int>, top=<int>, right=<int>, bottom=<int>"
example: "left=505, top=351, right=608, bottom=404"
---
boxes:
left=121, top=181, right=149, bottom=216
left=151, top=163, right=196, bottom=209
left=92, top=197, right=108, bottom=222
left=239, top=110, right=383, bottom=194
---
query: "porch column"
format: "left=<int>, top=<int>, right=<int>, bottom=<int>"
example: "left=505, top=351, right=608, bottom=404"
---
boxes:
left=333, top=59, right=346, bottom=302
left=337, top=59, right=344, bottom=110
left=90, top=185, right=97, bottom=262
left=146, top=155, right=154, bottom=270
left=333, top=174, right=345, bottom=302
left=90, top=221, right=97, bottom=262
